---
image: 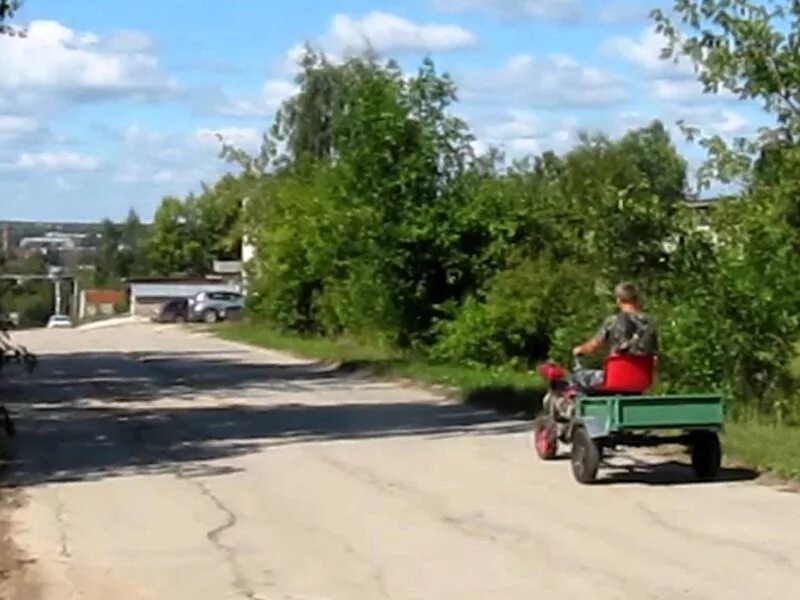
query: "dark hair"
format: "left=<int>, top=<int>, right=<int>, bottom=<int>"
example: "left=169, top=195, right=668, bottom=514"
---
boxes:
left=614, top=281, right=639, bottom=304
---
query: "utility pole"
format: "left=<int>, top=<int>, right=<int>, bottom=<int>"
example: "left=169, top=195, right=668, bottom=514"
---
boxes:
left=240, top=195, right=254, bottom=294
left=72, top=278, right=80, bottom=320
left=54, top=279, right=62, bottom=315
left=48, top=265, right=65, bottom=316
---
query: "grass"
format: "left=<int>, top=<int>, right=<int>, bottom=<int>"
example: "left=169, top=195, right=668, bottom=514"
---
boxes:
left=723, top=421, right=800, bottom=481
left=216, top=322, right=545, bottom=413
left=216, top=321, right=800, bottom=482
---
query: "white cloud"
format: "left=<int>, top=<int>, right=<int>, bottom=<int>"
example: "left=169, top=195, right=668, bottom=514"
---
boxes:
left=465, top=108, right=580, bottom=157
left=0, top=115, right=40, bottom=139
left=195, top=127, right=260, bottom=150
left=652, top=78, right=705, bottom=102
left=99, top=30, right=159, bottom=54
left=121, top=124, right=166, bottom=145
left=603, top=26, right=694, bottom=78
left=706, top=110, right=749, bottom=135
left=116, top=163, right=178, bottom=185
left=114, top=124, right=255, bottom=159
left=9, top=151, right=101, bottom=172
left=312, top=11, right=478, bottom=57
left=599, top=1, right=669, bottom=24
left=431, top=0, right=581, bottom=21
left=55, top=175, right=75, bottom=192
left=463, top=53, right=627, bottom=107
left=0, top=20, right=177, bottom=105
left=432, top=0, right=661, bottom=23
left=488, top=110, right=543, bottom=140
left=651, top=75, right=740, bottom=105
left=601, top=26, right=742, bottom=106
left=112, top=124, right=257, bottom=190
left=470, top=138, right=490, bottom=156
left=217, top=79, right=297, bottom=117
left=610, top=105, right=751, bottom=144
left=152, top=169, right=178, bottom=184
left=278, top=12, right=477, bottom=74
left=674, top=107, right=750, bottom=136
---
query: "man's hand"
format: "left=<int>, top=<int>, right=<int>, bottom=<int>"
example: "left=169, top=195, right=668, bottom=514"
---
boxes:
left=574, top=337, right=602, bottom=357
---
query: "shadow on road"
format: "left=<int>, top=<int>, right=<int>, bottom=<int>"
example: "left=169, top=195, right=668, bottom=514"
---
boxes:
left=0, top=349, right=534, bottom=488
left=465, top=385, right=545, bottom=416
left=597, top=460, right=759, bottom=486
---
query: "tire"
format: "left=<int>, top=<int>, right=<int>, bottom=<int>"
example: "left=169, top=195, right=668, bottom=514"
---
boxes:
left=203, top=309, right=219, bottom=324
left=571, top=426, right=600, bottom=484
left=533, top=416, right=558, bottom=460
left=690, top=430, right=721, bottom=480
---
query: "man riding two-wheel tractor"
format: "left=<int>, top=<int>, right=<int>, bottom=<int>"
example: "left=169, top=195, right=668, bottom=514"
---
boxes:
left=532, top=282, right=724, bottom=484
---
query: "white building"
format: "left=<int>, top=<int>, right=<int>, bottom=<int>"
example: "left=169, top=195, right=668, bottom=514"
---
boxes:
left=127, top=277, right=241, bottom=317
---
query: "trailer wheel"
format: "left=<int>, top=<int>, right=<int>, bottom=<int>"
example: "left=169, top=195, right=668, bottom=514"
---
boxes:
left=571, top=426, right=600, bottom=484
left=690, top=430, right=721, bottom=480
left=0, top=406, right=14, bottom=466
left=533, top=416, right=558, bottom=460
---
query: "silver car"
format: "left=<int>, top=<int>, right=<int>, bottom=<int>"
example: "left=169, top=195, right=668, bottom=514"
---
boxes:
left=188, top=291, right=245, bottom=323
left=46, top=314, right=74, bottom=328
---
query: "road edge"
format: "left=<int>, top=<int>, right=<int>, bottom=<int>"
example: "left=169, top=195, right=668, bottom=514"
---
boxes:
left=0, top=486, right=40, bottom=600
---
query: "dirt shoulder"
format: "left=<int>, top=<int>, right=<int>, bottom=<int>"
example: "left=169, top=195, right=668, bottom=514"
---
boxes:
left=1, top=487, right=39, bottom=599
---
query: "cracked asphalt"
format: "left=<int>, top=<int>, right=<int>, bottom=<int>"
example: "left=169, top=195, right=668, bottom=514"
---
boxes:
left=2, top=322, right=799, bottom=600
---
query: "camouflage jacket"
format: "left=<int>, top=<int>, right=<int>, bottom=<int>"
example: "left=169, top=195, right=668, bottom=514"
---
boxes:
left=595, top=310, right=658, bottom=356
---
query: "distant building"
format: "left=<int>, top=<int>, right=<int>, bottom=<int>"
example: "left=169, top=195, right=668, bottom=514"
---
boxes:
left=19, top=235, right=76, bottom=253
left=212, top=260, right=244, bottom=286
left=126, top=277, right=241, bottom=317
left=79, top=288, right=126, bottom=320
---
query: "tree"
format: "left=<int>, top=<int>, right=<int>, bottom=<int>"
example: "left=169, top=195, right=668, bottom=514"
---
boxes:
left=146, top=181, right=244, bottom=277
left=94, top=219, right=122, bottom=286
left=119, top=209, right=149, bottom=277
left=147, top=197, right=201, bottom=276
left=653, top=1, right=800, bottom=179
left=272, top=48, right=345, bottom=164
left=195, top=175, right=246, bottom=261
left=0, top=0, right=20, bottom=18
left=0, top=1, right=24, bottom=35
left=92, top=210, right=150, bottom=286
left=239, top=49, right=692, bottom=351
left=651, top=1, right=800, bottom=413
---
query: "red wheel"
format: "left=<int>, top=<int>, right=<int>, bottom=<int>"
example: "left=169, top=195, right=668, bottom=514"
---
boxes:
left=533, top=416, right=558, bottom=460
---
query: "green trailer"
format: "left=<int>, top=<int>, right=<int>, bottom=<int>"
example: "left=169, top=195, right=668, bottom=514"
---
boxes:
left=568, top=393, right=724, bottom=483
left=534, top=359, right=726, bottom=484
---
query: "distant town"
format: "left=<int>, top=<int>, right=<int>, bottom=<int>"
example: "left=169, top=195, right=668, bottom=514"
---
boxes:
left=1, top=221, right=109, bottom=268
left=0, top=219, right=245, bottom=329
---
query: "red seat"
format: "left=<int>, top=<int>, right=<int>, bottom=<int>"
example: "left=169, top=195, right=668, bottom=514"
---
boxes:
left=597, top=354, right=655, bottom=394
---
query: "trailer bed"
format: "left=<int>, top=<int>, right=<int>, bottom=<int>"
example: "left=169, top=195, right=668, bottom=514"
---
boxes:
left=577, top=393, right=724, bottom=436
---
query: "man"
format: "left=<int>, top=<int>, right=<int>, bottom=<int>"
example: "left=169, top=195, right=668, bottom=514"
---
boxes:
left=570, top=281, right=658, bottom=392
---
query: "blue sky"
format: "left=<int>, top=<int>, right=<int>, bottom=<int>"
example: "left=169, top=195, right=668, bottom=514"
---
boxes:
left=0, top=0, right=765, bottom=222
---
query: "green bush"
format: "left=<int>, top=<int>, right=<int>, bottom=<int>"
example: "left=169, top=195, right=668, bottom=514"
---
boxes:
left=141, top=44, right=800, bottom=423
left=432, top=257, right=604, bottom=367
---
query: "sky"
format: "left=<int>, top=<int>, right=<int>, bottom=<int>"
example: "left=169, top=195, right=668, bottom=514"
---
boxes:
left=0, top=0, right=768, bottom=222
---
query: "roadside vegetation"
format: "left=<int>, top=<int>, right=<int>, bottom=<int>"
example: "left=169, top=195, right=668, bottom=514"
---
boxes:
left=218, top=322, right=800, bottom=479
left=92, top=0, right=800, bottom=479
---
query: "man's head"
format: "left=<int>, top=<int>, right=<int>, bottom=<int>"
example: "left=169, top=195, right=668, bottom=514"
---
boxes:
left=614, top=281, right=639, bottom=309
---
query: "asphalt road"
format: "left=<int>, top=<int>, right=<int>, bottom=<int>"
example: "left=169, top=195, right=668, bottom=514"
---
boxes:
left=2, top=323, right=799, bottom=600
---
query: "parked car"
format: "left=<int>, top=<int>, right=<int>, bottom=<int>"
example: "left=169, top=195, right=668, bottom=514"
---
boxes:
left=188, top=291, right=245, bottom=323
left=46, top=314, right=73, bottom=329
left=151, top=298, right=189, bottom=323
